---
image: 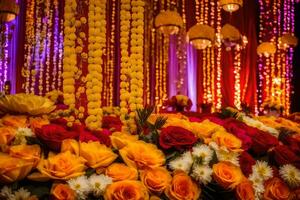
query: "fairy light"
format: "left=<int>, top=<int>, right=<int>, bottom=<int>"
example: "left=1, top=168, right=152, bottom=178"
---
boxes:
left=234, top=49, right=241, bottom=110
left=58, top=18, right=63, bottom=89
left=216, top=3, right=222, bottom=110
left=52, top=0, right=59, bottom=91
left=45, top=0, right=52, bottom=93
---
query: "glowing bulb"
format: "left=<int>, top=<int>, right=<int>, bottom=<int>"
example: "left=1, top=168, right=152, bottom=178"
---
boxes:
left=222, top=4, right=240, bottom=12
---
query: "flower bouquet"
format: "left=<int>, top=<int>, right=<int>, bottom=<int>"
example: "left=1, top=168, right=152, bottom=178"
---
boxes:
left=163, top=95, right=193, bottom=112
left=0, top=96, right=299, bottom=199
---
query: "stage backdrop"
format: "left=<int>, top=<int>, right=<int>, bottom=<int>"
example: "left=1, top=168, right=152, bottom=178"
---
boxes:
left=0, top=0, right=298, bottom=114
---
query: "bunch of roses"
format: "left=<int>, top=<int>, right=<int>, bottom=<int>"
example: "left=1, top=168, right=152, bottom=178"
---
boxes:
left=163, top=94, right=193, bottom=112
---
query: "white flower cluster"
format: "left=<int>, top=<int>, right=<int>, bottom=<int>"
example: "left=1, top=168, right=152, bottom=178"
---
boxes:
left=209, top=142, right=240, bottom=166
left=63, top=0, right=77, bottom=108
left=0, top=187, right=31, bottom=200
left=14, top=127, right=34, bottom=145
left=67, top=174, right=112, bottom=199
left=279, top=164, right=300, bottom=188
left=249, top=161, right=273, bottom=200
left=85, top=0, right=106, bottom=130
left=241, top=115, right=279, bottom=137
left=169, top=144, right=214, bottom=185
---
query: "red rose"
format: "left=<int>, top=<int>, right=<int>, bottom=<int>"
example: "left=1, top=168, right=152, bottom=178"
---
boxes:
left=36, top=124, right=79, bottom=151
left=159, top=126, right=197, bottom=150
left=102, top=116, right=123, bottom=132
left=269, top=145, right=300, bottom=169
left=250, top=130, right=279, bottom=155
left=79, top=128, right=111, bottom=147
left=239, top=152, right=256, bottom=177
left=223, top=118, right=253, bottom=150
left=279, top=133, right=300, bottom=155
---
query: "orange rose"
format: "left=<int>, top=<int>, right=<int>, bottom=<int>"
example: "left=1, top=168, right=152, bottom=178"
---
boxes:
left=190, top=120, right=226, bottom=138
left=0, top=126, right=16, bottom=145
left=236, top=180, right=255, bottom=200
left=165, top=171, right=200, bottom=200
left=105, top=163, right=138, bottom=181
left=140, top=167, right=172, bottom=194
left=0, top=152, right=33, bottom=183
left=212, top=161, right=244, bottom=190
left=104, top=180, right=149, bottom=200
left=1, top=115, right=27, bottom=128
left=211, top=131, right=242, bottom=151
left=36, top=151, right=86, bottom=180
left=9, top=144, right=41, bottom=167
left=263, top=177, right=291, bottom=200
left=119, top=141, right=165, bottom=169
left=61, top=139, right=79, bottom=156
left=52, top=184, right=76, bottom=200
left=110, top=132, right=139, bottom=149
left=80, top=141, right=117, bottom=169
left=29, top=117, right=49, bottom=132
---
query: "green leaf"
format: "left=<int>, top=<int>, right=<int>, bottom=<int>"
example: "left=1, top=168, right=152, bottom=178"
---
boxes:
left=26, top=136, right=44, bottom=146
left=85, top=168, right=96, bottom=177
left=23, top=185, right=50, bottom=198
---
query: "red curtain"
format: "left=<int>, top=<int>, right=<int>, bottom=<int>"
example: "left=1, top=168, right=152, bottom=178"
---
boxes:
left=193, top=0, right=258, bottom=111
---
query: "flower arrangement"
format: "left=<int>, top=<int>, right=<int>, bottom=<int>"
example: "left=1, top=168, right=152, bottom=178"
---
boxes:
left=163, top=94, right=193, bottom=112
left=0, top=98, right=300, bottom=200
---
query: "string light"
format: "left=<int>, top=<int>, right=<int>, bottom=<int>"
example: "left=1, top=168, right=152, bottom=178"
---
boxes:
left=234, top=49, right=241, bottom=110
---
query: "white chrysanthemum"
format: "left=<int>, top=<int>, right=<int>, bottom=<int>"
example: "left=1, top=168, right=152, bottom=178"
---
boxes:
left=279, top=164, right=300, bottom=188
left=68, top=175, right=90, bottom=199
left=9, top=188, right=31, bottom=200
left=216, top=149, right=240, bottom=166
left=208, top=141, right=220, bottom=151
left=14, top=128, right=35, bottom=145
left=169, top=152, right=193, bottom=173
left=252, top=161, right=273, bottom=181
left=0, top=186, right=13, bottom=199
left=16, top=128, right=34, bottom=137
left=89, top=174, right=112, bottom=197
left=192, top=144, right=214, bottom=165
left=242, top=116, right=279, bottom=137
left=249, top=173, right=265, bottom=200
left=191, top=165, right=213, bottom=185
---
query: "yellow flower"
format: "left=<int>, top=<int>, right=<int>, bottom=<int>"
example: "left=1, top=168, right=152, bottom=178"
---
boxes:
left=29, top=117, right=49, bottom=132
left=165, top=170, right=200, bottom=200
left=110, top=132, right=139, bottom=149
left=190, top=120, right=226, bottom=138
left=211, top=130, right=242, bottom=151
left=140, top=167, right=172, bottom=194
left=105, top=163, right=138, bottom=181
left=119, top=141, right=165, bottom=169
left=61, top=139, right=79, bottom=156
left=1, top=115, right=27, bottom=128
left=213, top=161, right=244, bottom=190
left=104, top=180, right=149, bottom=200
left=0, top=152, right=33, bottom=183
left=80, top=141, right=117, bottom=169
left=9, top=144, right=41, bottom=167
left=37, top=151, right=86, bottom=180
left=0, top=126, right=16, bottom=145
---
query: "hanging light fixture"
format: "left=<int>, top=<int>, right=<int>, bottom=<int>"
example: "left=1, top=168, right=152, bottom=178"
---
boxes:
left=187, top=24, right=215, bottom=50
left=279, top=34, right=298, bottom=49
left=155, top=10, right=183, bottom=35
left=220, top=24, right=247, bottom=51
left=0, top=0, right=19, bottom=22
left=219, top=0, right=243, bottom=13
left=257, top=42, right=276, bottom=57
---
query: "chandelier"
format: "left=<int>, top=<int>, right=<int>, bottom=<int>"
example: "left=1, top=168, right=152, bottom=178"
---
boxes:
left=0, top=0, right=19, bottom=22
left=257, top=42, right=276, bottom=57
left=187, top=24, right=215, bottom=50
left=220, top=24, right=247, bottom=51
left=155, top=10, right=183, bottom=35
left=219, top=0, right=243, bottom=13
left=279, top=34, right=298, bottom=49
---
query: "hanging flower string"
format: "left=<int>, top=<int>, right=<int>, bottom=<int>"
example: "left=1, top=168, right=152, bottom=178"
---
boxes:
left=85, top=0, right=106, bottom=130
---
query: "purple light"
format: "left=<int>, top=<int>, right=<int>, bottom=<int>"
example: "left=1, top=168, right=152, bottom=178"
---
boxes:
left=187, top=44, right=197, bottom=111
